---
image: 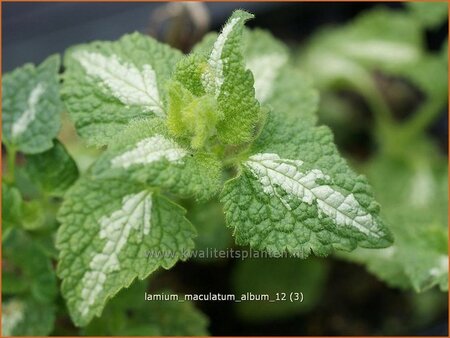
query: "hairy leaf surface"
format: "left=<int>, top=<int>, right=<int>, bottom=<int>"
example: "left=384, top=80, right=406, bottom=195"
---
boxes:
left=200, top=10, right=262, bottom=145
left=56, top=178, right=196, bottom=326
left=92, top=118, right=221, bottom=200
left=62, top=33, right=182, bottom=146
left=196, top=28, right=319, bottom=125
left=222, top=114, right=393, bottom=257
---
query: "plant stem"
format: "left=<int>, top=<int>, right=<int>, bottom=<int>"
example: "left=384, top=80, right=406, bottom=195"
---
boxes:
left=365, top=90, right=394, bottom=130
left=6, top=145, right=17, bottom=184
left=400, top=99, right=445, bottom=141
left=359, top=83, right=403, bottom=155
left=222, top=151, right=248, bottom=168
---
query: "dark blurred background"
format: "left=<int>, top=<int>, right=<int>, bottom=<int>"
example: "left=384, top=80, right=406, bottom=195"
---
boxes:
left=3, top=2, right=406, bottom=71
left=2, top=2, right=448, bottom=336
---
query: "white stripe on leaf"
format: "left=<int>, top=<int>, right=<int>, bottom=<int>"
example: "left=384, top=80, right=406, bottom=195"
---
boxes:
left=409, top=166, right=435, bottom=208
left=246, top=54, right=287, bottom=103
left=78, top=191, right=152, bottom=317
left=11, top=83, right=46, bottom=138
left=74, top=51, right=164, bottom=117
left=342, top=41, right=420, bottom=65
left=202, top=17, right=240, bottom=97
left=110, top=134, right=187, bottom=169
left=245, top=153, right=384, bottom=238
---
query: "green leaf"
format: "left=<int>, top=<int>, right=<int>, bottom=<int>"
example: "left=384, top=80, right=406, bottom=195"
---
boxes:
left=84, top=281, right=209, bottom=336
left=25, top=139, right=79, bottom=197
left=2, top=183, right=49, bottom=233
left=200, top=10, right=262, bottom=145
left=2, top=55, right=62, bottom=154
left=341, top=149, right=448, bottom=292
left=91, top=118, right=222, bottom=200
left=333, top=7, right=423, bottom=68
left=222, top=114, right=393, bottom=257
left=244, top=29, right=319, bottom=125
left=56, top=177, right=196, bottom=326
left=195, top=28, right=318, bottom=126
left=21, top=200, right=47, bottom=231
left=2, top=229, right=58, bottom=303
left=243, top=29, right=287, bottom=102
left=232, top=257, right=328, bottom=321
left=407, top=2, right=448, bottom=29
left=2, top=298, right=55, bottom=336
left=265, top=66, right=319, bottom=125
left=171, top=53, right=208, bottom=97
left=61, top=32, right=183, bottom=146
left=192, top=32, right=218, bottom=55
left=2, top=183, right=22, bottom=233
left=302, top=8, right=423, bottom=88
